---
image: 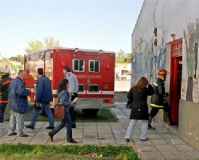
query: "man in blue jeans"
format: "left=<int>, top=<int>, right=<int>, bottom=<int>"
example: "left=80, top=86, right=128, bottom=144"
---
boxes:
left=25, top=68, right=54, bottom=129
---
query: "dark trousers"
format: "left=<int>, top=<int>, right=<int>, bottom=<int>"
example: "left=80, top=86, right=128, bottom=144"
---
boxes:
left=0, top=103, right=7, bottom=122
left=70, top=93, right=78, bottom=127
left=149, top=101, right=171, bottom=118
left=50, top=112, right=73, bottom=142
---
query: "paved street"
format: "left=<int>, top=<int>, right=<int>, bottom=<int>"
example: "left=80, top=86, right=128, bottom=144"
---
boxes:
left=1, top=102, right=199, bottom=159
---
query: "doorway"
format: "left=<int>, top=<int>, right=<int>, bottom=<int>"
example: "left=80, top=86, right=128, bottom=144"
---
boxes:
left=169, top=40, right=182, bottom=124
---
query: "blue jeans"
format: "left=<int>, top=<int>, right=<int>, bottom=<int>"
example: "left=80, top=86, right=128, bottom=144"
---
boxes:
left=30, top=103, right=54, bottom=127
left=50, top=112, right=73, bottom=142
left=8, top=110, right=25, bottom=136
left=0, top=103, right=7, bottom=121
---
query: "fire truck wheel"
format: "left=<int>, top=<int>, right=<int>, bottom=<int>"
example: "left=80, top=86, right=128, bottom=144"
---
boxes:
left=82, top=109, right=99, bottom=116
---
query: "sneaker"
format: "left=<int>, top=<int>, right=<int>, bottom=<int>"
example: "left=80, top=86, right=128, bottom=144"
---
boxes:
left=48, top=132, right=53, bottom=142
left=25, top=124, right=34, bottom=129
left=18, top=134, right=29, bottom=137
left=8, top=132, right=17, bottom=136
left=148, top=124, right=156, bottom=130
left=46, top=126, right=55, bottom=129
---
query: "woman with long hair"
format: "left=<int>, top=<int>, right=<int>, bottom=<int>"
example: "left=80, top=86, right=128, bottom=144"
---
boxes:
left=48, top=79, right=77, bottom=143
left=125, top=77, right=154, bottom=142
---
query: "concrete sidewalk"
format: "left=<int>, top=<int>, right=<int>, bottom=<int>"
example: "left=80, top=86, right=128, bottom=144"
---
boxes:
left=0, top=102, right=199, bottom=159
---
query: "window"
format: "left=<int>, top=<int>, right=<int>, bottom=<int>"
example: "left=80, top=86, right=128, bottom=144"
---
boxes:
left=89, top=60, right=100, bottom=72
left=78, top=84, right=84, bottom=92
left=73, top=59, right=85, bottom=72
left=88, top=85, right=99, bottom=92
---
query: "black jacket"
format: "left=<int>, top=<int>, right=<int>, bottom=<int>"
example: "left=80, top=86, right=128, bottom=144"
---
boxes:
left=150, top=78, right=168, bottom=108
left=0, top=75, right=12, bottom=103
left=129, top=85, right=154, bottom=120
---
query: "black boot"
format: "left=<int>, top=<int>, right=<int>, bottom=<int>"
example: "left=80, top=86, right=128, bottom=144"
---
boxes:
left=168, top=112, right=175, bottom=125
left=148, top=116, right=156, bottom=130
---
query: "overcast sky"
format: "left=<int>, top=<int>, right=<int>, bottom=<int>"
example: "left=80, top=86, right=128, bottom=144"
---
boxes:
left=0, top=0, right=144, bottom=58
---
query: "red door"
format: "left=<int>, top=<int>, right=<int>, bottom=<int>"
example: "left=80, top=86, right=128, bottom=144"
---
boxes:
left=170, top=40, right=182, bottom=124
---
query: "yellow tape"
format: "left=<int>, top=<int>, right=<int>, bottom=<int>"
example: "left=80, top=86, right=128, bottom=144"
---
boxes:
left=150, top=103, right=164, bottom=108
left=153, top=82, right=158, bottom=86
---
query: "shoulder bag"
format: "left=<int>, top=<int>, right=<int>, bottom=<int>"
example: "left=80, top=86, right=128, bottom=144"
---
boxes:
left=54, top=93, right=66, bottom=120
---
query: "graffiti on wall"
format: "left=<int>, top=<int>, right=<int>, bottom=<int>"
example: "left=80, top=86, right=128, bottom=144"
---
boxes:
left=182, top=18, right=199, bottom=103
left=131, top=37, right=167, bottom=86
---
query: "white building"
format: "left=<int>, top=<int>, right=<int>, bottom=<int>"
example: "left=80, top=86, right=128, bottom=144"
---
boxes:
left=131, top=0, right=199, bottom=150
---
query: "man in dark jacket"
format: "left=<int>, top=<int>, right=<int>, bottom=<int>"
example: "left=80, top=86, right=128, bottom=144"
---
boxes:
left=148, top=69, right=174, bottom=129
left=26, top=68, right=54, bottom=129
left=0, top=68, right=12, bottom=123
left=8, top=70, right=30, bottom=137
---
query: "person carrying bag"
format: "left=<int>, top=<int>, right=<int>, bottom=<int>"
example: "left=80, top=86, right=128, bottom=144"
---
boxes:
left=48, top=79, right=77, bottom=143
left=125, top=77, right=154, bottom=142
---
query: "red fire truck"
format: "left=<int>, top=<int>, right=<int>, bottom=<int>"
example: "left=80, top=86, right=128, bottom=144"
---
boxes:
left=24, top=47, right=115, bottom=115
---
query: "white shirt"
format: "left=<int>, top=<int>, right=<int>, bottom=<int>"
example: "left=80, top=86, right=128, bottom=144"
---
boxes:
left=65, top=72, right=78, bottom=94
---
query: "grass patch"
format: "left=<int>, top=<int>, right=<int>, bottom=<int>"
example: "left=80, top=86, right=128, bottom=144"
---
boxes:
left=4, top=106, right=117, bottom=122
left=0, top=144, right=140, bottom=160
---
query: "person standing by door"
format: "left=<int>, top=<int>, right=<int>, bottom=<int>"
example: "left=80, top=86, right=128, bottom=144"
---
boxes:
left=125, top=77, right=154, bottom=142
left=148, top=69, right=175, bottom=130
left=63, top=66, right=78, bottom=128
left=25, top=68, right=54, bottom=129
left=0, top=68, right=12, bottom=123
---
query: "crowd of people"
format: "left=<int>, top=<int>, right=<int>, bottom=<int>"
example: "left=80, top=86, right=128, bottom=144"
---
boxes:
left=0, top=66, right=175, bottom=143
left=0, top=66, right=78, bottom=143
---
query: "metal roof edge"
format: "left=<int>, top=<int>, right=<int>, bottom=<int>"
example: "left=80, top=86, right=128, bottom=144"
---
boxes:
left=26, top=47, right=115, bottom=56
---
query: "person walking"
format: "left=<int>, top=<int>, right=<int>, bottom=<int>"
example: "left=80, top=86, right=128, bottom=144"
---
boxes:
left=48, top=79, right=77, bottom=143
left=0, top=68, right=12, bottom=123
left=148, top=69, right=175, bottom=130
left=8, top=70, right=30, bottom=137
left=63, top=66, right=78, bottom=128
left=125, top=77, right=154, bottom=142
left=26, top=68, right=54, bottom=129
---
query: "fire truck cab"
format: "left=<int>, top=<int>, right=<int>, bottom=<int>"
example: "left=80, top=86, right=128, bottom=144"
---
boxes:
left=24, top=47, right=115, bottom=115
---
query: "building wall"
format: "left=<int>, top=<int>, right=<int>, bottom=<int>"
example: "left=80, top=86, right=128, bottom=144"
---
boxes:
left=131, top=0, right=199, bottom=149
left=179, top=99, right=199, bottom=150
